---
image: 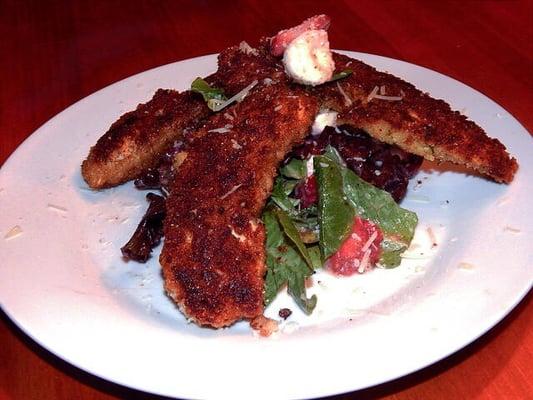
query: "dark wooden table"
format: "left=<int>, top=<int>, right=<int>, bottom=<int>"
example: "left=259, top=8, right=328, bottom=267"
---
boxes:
left=1, top=1, right=531, bottom=399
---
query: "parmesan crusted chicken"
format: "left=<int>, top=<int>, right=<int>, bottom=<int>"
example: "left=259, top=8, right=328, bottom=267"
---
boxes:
left=211, top=41, right=517, bottom=183
left=81, top=16, right=518, bottom=332
left=313, top=53, right=518, bottom=183
left=82, top=89, right=210, bottom=189
left=160, top=83, right=319, bottom=327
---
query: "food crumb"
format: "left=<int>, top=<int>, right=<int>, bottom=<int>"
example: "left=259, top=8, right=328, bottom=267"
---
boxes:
left=426, top=227, right=438, bottom=248
left=503, top=226, right=521, bottom=234
left=415, top=265, right=425, bottom=273
left=407, top=195, right=430, bottom=203
left=281, top=321, right=300, bottom=334
left=4, top=225, right=23, bottom=240
left=278, top=308, right=292, bottom=320
left=47, top=203, right=68, bottom=213
left=458, top=262, right=475, bottom=270
left=497, top=197, right=510, bottom=207
left=250, top=315, right=279, bottom=337
left=412, top=179, right=423, bottom=191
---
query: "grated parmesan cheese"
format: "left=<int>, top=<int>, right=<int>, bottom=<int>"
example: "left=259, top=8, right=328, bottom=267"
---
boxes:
left=458, top=262, right=475, bottom=270
left=220, top=184, right=243, bottom=199
left=229, top=226, right=247, bottom=242
left=358, top=249, right=371, bottom=273
left=367, top=85, right=404, bottom=101
left=239, top=41, right=259, bottom=56
left=209, top=80, right=258, bottom=112
left=208, top=124, right=233, bottom=133
left=231, top=139, right=242, bottom=150
left=361, top=231, right=378, bottom=253
left=47, top=204, right=68, bottom=213
left=306, top=156, right=314, bottom=177
left=336, top=82, right=353, bottom=106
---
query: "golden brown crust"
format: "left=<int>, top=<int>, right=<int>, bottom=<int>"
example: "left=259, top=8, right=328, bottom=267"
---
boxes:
left=208, top=40, right=288, bottom=94
left=315, top=53, right=518, bottom=183
left=160, top=84, right=319, bottom=328
left=81, top=89, right=210, bottom=189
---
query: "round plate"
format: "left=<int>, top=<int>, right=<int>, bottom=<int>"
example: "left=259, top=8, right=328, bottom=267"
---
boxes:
left=0, top=52, right=531, bottom=400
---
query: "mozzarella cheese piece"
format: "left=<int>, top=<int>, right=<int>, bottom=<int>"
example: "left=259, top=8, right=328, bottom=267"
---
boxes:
left=282, top=29, right=335, bottom=86
left=311, top=109, right=338, bottom=135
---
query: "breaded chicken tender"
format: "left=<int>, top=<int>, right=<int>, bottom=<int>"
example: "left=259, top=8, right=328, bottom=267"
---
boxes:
left=160, top=83, right=319, bottom=327
left=82, top=89, right=210, bottom=189
left=314, top=53, right=518, bottom=183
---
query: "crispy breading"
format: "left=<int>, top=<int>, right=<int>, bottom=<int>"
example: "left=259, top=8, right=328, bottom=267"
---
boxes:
left=207, top=40, right=288, bottom=94
left=313, top=53, right=518, bottom=183
left=81, top=89, right=210, bottom=189
left=160, top=84, right=319, bottom=327
left=211, top=44, right=517, bottom=182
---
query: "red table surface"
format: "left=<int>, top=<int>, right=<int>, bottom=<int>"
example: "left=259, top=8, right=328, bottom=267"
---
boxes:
left=0, top=1, right=531, bottom=399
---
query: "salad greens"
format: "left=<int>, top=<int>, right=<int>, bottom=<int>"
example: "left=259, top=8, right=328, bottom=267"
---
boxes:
left=317, top=147, right=418, bottom=267
left=191, top=77, right=226, bottom=106
left=315, top=153, right=355, bottom=259
left=263, top=209, right=317, bottom=314
left=263, top=146, right=418, bottom=314
left=329, top=69, right=353, bottom=82
left=191, top=77, right=258, bottom=112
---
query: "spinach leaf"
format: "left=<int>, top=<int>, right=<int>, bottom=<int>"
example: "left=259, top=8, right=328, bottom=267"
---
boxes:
left=281, top=158, right=307, bottom=180
left=270, top=176, right=299, bottom=214
left=263, top=209, right=317, bottom=314
left=274, top=208, right=314, bottom=271
left=190, top=78, right=226, bottom=103
left=329, top=69, right=353, bottom=82
left=287, top=274, right=317, bottom=314
left=314, top=155, right=355, bottom=259
left=322, top=147, right=418, bottom=267
left=307, top=245, right=323, bottom=269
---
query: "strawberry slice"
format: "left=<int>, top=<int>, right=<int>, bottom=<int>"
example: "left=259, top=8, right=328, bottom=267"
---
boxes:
left=270, top=14, right=331, bottom=56
left=327, top=217, right=383, bottom=276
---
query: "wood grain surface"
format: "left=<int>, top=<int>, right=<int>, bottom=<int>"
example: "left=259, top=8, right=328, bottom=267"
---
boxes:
left=0, top=1, right=531, bottom=399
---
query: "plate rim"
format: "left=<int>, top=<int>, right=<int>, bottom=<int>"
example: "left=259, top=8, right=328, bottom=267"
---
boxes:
left=0, top=50, right=531, bottom=400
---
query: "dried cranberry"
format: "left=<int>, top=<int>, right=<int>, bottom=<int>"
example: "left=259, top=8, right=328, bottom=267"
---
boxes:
left=287, top=125, right=423, bottom=202
left=278, top=308, right=292, bottom=319
left=294, top=175, right=318, bottom=208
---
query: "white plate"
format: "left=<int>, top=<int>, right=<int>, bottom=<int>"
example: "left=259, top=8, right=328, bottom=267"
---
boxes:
left=0, top=52, right=531, bottom=400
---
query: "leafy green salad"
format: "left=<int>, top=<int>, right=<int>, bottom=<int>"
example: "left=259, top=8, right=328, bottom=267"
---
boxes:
left=190, top=77, right=418, bottom=316
left=264, top=147, right=418, bottom=315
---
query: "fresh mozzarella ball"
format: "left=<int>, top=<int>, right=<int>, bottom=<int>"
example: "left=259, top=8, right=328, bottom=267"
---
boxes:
left=283, top=29, right=335, bottom=86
